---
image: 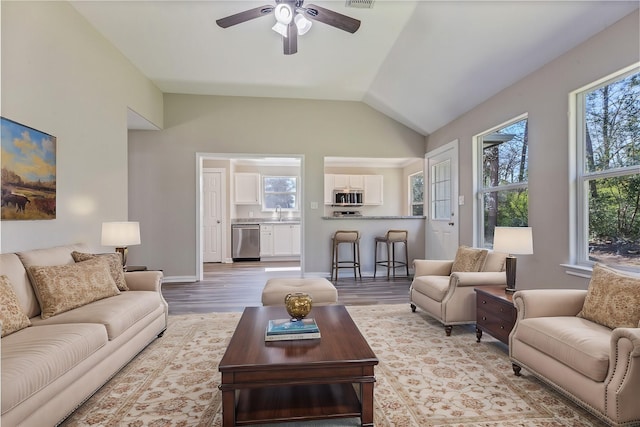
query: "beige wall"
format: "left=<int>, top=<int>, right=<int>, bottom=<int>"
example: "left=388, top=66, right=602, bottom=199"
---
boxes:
left=426, top=10, right=639, bottom=290
left=129, top=95, right=425, bottom=278
left=0, top=1, right=163, bottom=253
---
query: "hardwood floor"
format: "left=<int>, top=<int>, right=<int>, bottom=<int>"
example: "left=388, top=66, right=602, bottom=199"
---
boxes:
left=162, top=261, right=412, bottom=314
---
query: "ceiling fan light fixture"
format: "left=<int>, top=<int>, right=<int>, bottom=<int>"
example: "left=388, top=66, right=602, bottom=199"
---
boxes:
left=294, top=13, right=312, bottom=35
left=272, top=4, right=293, bottom=37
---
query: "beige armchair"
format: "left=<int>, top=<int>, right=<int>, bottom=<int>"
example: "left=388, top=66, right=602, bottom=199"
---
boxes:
left=409, top=249, right=508, bottom=335
left=510, top=265, right=640, bottom=426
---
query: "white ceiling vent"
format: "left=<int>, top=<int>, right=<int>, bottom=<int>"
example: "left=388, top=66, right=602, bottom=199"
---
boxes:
left=345, top=0, right=374, bottom=9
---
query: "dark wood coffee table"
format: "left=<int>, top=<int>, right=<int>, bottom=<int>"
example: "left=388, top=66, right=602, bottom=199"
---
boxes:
left=218, top=305, right=378, bottom=427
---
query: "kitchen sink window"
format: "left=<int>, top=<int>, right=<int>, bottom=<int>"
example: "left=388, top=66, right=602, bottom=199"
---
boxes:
left=263, top=176, right=298, bottom=210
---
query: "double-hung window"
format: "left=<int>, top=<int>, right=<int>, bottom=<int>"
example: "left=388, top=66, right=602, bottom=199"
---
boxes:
left=409, top=171, right=424, bottom=216
left=476, top=114, right=529, bottom=248
left=262, top=176, right=298, bottom=211
left=574, top=66, right=640, bottom=271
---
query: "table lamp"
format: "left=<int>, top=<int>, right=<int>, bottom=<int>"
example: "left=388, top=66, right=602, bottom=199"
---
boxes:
left=101, top=221, right=141, bottom=267
left=493, top=226, right=533, bottom=293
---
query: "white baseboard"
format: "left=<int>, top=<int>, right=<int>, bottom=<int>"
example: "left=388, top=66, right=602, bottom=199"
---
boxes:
left=163, top=275, right=197, bottom=283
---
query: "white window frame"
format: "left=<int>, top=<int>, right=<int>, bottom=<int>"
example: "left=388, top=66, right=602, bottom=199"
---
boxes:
left=569, top=63, right=640, bottom=273
left=262, top=175, right=298, bottom=211
left=474, top=113, right=529, bottom=248
left=409, top=171, right=424, bottom=216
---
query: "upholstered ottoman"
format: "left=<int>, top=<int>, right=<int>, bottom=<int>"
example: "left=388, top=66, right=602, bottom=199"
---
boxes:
left=261, top=278, right=338, bottom=306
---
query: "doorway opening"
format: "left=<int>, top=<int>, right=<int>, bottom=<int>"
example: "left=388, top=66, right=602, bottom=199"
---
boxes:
left=195, top=153, right=304, bottom=281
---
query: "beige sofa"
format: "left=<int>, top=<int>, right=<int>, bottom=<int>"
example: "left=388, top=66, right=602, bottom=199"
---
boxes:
left=1, top=243, right=168, bottom=427
left=510, top=285, right=640, bottom=426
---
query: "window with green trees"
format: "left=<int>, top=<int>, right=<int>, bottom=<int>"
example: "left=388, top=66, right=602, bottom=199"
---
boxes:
left=409, top=172, right=424, bottom=216
left=476, top=115, right=529, bottom=248
left=575, top=67, right=639, bottom=271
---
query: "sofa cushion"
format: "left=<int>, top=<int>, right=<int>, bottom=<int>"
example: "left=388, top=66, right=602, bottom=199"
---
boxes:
left=515, top=316, right=611, bottom=382
left=0, top=275, right=31, bottom=337
left=578, top=263, right=640, bottom=329
left=411, top=276, right=451, bottom=302
left=1, top=323, right=108, bottom=414
left=451, top=246, right=488, bottom=272
left=71, top=251, right=128, bottom=291
left=30, top=291, right=162, bottom=340
left=27, top=257, right=120, bottom=319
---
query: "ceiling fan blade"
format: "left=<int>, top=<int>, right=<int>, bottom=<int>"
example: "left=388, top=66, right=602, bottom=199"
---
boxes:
left=283, top=22, right=298, bottom=55
left=216, top=5, right=274, bottom=28
left=303, top=4, right=361, bottom=34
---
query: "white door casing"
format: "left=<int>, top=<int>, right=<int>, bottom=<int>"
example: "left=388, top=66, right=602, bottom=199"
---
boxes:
left=426, top=140, right=459, bottom=259
left=203, top=169, right=225, bottom=263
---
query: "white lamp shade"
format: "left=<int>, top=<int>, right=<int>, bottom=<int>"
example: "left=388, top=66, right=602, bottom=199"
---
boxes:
left=272, top=22, right=289, bottom=37
left=295, top=14, right=312, bottom=35
left=493, top=226, right=533, bottom=255
left=101, top=222, right=141, bottom=247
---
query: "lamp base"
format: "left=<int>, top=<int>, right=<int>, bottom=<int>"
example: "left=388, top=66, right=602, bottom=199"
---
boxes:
left=115, top=247, right=128, bottom=267
left=504, top=256, right=517, bottom=293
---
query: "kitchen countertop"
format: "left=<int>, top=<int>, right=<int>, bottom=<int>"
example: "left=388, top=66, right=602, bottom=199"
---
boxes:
left=232, top=218, right=301, bottom=224
left=322, top=216, right=425, bottom=220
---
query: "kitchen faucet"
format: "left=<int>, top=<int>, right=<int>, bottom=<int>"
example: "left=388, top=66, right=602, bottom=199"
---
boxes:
left=276, top=205, right=282, bottom=221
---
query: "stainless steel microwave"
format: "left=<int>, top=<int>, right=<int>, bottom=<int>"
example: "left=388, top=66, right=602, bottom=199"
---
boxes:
left=332, top=189, right=363, bottom=206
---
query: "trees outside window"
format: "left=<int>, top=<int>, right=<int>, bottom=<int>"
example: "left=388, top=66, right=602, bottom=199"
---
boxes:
left=576, top=68, right=639, bottom=270
left=476, top=115, right=529, bottom=248
left=409, top=172, right=424, bottom=216
left=262, top=176, right=297, bottom=210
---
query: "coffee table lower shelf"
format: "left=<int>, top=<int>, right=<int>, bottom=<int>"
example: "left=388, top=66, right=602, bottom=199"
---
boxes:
left=235, top=383, right=361, bottom=425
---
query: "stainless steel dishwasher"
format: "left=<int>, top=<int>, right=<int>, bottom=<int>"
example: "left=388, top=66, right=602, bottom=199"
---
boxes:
left=231, top=224, right=260, bottom=261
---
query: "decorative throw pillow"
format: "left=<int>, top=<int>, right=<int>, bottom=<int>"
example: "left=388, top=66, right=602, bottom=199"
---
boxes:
left=0, top=275, right=31, bottom=337
left=577, top=263, right=640, bottom=329
left=71, top=251, right=128, bottom=291
left=28, top=257, right=120, bottom=319
left=451, top=246, right=489, bottom=272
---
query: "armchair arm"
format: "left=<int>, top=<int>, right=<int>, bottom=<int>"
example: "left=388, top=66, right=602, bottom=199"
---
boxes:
left=124, top=270, right=163, bottom=292
left=413, top=259, right=453, bottom=277
left=606, top=327, right=640, bottom=422
left=450, top=271, right=506, bottom=287
left=512, top=289, right=587, bottom=319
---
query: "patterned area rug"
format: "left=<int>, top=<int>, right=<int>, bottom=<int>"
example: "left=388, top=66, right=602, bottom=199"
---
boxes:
left=61, top=304, right=606, bottom=426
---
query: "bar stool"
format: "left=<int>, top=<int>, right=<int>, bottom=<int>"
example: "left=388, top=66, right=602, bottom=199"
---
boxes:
left=374, top=229, right=409, bottom=278
left=330, top=230, right=362, bottom=281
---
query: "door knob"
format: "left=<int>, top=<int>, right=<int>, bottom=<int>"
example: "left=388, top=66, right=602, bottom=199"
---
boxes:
left=448, top=222, right=455, bottom=226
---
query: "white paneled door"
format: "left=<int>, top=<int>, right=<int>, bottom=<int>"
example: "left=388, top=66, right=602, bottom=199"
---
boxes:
left=203, top=171, right=223, bottom=263
left=426, top=141, right=459, bottom=259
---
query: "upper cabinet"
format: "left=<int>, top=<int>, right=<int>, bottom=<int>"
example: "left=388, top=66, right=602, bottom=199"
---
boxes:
left=333, top=174, right=364, bottom=190
left=363, top=175, right=383, bottom=205
left=324, top=174, right=383, bottom=205
left=234, top=173, right=261, bottom=205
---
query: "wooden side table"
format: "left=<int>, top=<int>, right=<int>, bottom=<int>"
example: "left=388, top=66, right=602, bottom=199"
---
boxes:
left=474, top=286, right=516, bottom=345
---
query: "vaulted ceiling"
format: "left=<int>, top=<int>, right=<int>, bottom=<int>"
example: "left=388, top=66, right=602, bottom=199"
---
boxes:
left=71, top=1, right=639, bottom=135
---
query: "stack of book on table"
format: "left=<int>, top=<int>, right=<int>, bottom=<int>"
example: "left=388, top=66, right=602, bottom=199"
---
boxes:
left=265, top=318, right=321, bottom=341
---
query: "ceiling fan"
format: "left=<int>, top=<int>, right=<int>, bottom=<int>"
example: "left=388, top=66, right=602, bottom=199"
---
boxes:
left=216, top=0, right=361, bottom=55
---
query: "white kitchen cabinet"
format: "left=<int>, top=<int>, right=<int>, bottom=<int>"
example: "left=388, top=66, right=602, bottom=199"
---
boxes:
left=324, top=174, right=335, bottom=204
left=234, top=173, right=261, bottom=204
left=272, top=224, right=301, bottom=256
left=260, top=224, right=273, bottom=256
left=364, top=175, right=384, bottom=205
left=333, top=174, right=364, bottom=189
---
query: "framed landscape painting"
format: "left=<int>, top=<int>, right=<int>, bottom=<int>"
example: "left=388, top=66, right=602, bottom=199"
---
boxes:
left=1, top=117, right=56, bottom=220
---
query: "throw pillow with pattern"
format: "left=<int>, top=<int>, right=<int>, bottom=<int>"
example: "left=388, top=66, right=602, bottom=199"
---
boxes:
left=71, top=251, right=128, bottom=291
left=451, top=246, right=489, bottom=272
left=0, top=275, right=31, bottom=337
left=28, top=257, right=120, bottom=319
left=577, top=263, right=640, bottom=329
